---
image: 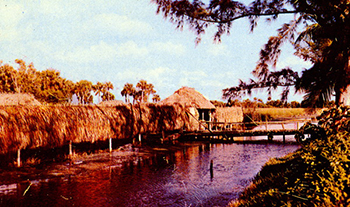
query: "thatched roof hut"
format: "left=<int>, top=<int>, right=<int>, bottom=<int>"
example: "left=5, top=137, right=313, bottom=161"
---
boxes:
left=159, top=87, right=215, bottom=129
left=0, top=93, right=41, bottom=106
left=160, top=86, right=215, bottom=109
left=0, top=104, right=194, bottom=154
left=98, top=100, right=126, bottom=106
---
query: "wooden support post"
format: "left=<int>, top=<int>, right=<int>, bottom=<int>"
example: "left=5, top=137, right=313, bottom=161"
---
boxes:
left=17, top=149, right=21, bottom=168
left=138, top=134, right=142, bottom=143
left=161, top=131, right=165, bottom=144
left=268, top=133, right=273, bottom=142
left=283, top=132, right=286, bottom=144
left=297, top=122, right=300, bottom=129
left=109, top=138, right=112, bottom=153
left=210, top=160, right=214, bottom=179
left=69, top=141, right=73, bottom=159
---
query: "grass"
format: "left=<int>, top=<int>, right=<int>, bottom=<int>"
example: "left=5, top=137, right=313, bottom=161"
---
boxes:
left=244, top=108, right=322, bottom=122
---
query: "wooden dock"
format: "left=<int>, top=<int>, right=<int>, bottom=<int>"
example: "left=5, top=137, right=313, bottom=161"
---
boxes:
left=179, top=119, right=311, bottom=143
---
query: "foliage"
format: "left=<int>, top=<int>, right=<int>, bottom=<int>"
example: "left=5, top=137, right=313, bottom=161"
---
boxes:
left=74, top=80, right=94, bottom=104
left=121, top=80, right=159, bottom=104
left=93, top=81, right=115, bottom=102
left=0, top=60, right=116, bottom=105
left=230, top=106, right=350, bottom=206
left=0, top=60, right=76, bottom=104
left=152, top=0, right=350, bottom=106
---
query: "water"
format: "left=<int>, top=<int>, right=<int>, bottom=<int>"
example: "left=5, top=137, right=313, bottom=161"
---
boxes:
left=0, top=141, right=299, bottom=207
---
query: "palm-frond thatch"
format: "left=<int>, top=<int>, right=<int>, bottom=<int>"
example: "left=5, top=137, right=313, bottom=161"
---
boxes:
left=0, top=103, right=194, bottom=154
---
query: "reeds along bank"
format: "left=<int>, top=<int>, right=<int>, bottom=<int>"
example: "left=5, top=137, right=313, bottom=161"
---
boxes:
left=0, top=104, right=196, bottom=155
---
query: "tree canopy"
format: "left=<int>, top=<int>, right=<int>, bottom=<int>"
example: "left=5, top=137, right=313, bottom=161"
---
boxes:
left=152, top=0, right=350, bottom=106
left=121, top=80, right=159, bottom=104
left=0, top=60, right=116, bottom=105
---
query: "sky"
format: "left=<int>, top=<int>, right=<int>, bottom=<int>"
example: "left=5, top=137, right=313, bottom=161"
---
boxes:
left=0, top=0, right=312, bottom=103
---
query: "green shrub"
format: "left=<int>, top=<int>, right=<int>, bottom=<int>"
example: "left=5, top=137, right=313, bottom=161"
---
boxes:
left=229, top=106, right=350, bottom=207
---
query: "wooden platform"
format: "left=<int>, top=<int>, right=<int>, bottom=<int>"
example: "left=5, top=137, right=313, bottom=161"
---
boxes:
left=179, top=119, right=311, bottom=143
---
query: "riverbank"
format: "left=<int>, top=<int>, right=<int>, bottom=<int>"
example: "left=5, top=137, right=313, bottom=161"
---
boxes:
left=229, top=106, right=350, bottom=206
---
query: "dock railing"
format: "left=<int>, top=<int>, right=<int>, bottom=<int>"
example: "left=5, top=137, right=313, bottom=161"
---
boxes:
left=200, top=118, right=313, bottom=133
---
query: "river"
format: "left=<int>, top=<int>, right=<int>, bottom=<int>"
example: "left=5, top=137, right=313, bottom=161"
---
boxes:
left=0, top=136, right=300, bottom=207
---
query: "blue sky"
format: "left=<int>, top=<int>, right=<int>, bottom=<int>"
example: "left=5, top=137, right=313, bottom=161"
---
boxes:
left=0, top=0, right=311, bottom=103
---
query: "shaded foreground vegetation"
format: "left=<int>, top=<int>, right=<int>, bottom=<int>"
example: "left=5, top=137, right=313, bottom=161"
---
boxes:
left=0, top=104, right=196, bottom=156
left=229, top=106, right=350, bottom=206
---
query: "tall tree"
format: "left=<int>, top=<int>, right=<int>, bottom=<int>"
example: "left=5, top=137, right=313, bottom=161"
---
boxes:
left=101, top=81, right=115, bottom=101
left=93, top=82, right=104, bottom=103
left=152, top=0, right=350, bottom=106
left=121, top=83, right=135, bottom=103
left=0, top=60, right=75, bottom=104
left=75, top=80, right=94, bottom=104
left=136, top=79, right=156, bottom=103
left=0, top=63, right=18, bottom=93
left=152, top=94, right=161, bottom=103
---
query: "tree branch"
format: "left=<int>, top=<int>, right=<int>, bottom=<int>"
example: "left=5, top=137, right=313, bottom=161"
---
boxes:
left=191, top=10, right=299, bottom=24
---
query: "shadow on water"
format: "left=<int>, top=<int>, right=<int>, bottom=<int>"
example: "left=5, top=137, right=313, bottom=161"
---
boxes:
left=0, top=141, right=300, bottom=207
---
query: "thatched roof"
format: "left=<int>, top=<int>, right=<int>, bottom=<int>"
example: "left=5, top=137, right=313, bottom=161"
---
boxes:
left=0, top=93, right=41, bottom=106
left=98, top=100, right=126, bottom=106
left=0, top=104, right=195, bottom=154
left=160, top=86, right=215, bottom=109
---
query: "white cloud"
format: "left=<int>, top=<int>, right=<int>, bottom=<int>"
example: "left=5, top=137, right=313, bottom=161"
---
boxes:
left=118, top=41, right=149, bottom=57
left=56, top=41, right=148, bottom=63
left=57, top=41, right=117, bottom=63
left=0, top=2, right=26, bottom=41
left=276, top=55, right=312, bottom=70
left=84, top=13, right=152, bottom=37
left=150, top=42, right=186, bottom=55
left=206, top=42, right=229, bottom=56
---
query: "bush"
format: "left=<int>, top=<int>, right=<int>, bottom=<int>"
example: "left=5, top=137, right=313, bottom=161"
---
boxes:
left=229, top=106, right=350, bottom=207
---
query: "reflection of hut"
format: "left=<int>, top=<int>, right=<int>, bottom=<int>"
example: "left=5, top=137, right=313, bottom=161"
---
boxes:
left=160, top=87, right=215, bottom=121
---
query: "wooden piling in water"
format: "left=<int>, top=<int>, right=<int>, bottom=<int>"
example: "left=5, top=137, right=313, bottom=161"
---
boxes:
left=17, top=149, right=21, bottom=168
left=109, top=138, right=112, bottom=153
left=69, top=141, right=73, bottom=159
left=210, top=160, right=214, bottom=179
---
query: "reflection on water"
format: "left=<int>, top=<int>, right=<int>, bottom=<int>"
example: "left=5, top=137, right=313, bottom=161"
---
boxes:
left=0, top=142, right=299, bottom=207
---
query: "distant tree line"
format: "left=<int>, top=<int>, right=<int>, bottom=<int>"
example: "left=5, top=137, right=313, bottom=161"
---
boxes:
left=211, top=97, right=335, bottom=108
left=121, top=80, right=160, bottom=104
left=0, top=60, right=154, bottom=105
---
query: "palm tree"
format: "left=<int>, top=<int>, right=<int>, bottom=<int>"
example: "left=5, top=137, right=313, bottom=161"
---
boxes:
left=136, top=80, right=156, bottom=103
left=101, top=81, right=115, bottom=101
left=152, top=94, right=161, bottom=103
left=121, top=83, right=135, bottom=103
left=93, top=82, right=104, bottom=103
left=75, top=80, right=93, bottom=104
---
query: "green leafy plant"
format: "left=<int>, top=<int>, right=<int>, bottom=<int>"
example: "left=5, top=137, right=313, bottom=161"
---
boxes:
left=230, top=106, right=350, bottom=206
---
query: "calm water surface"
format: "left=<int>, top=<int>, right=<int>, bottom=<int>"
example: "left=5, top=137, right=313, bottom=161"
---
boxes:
left=0, top=141, right=299, bottom=207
